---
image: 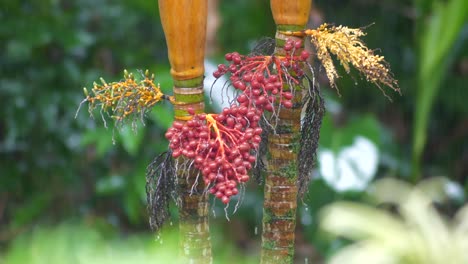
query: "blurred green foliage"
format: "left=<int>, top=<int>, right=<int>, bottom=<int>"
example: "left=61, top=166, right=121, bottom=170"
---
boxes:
left=317, top=0, right=467, bottom=182
left=321, top=177, right=467, bottom=264
left=0, top=0, right=171, bottom=232
left=1, top=0, right=466, bottom=262
left=4, top=221, right=257, bottom=264
left=218, top=0, right=275, bottom=53
left=412, top=0, right=468, bottom=181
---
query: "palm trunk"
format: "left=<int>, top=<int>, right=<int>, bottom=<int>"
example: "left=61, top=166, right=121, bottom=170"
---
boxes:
left=261, top=1, right=311, bottom=263
left=158, top=1, right=212, bottom=263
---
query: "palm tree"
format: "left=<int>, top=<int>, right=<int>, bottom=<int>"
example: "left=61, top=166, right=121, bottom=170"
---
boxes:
left=260, top=1, right=313, bottom=263
left=157, top=1, right=212, bottom=263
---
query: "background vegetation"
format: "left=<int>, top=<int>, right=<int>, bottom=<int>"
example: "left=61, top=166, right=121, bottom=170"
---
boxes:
left=1, top=0, right=466, bottom=263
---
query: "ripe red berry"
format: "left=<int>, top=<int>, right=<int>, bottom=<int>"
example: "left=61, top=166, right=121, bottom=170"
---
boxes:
left=187, top=107, right=195, bottom=115
left=213, top=70, right=222, bottom=78
left=242, top=73, right=252, bottom=82
left=282, top=101, right=293, bottom=108
left=233, top=56, right=241, bottom=65
left=264, top=83, right=274, bottom=91
left=300, top=50, right=310, bottom=60
left=229, top=64, right=237, bottom=73
left=282, top=92, right=293, bottom=100
left=294, top=40, right=302, bottom=49
left=221, top=196, right=230, bottom=204
left=240, top=175, right=249, bottom=182
left=173, top=122, right=184, bottom=129
left=233, top=80, right=246, bottom=90
left=165, top=131, right=173, bottom=139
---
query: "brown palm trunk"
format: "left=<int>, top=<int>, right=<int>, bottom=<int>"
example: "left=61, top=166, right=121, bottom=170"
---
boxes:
left=261, top=1, right=311, bottom=263
left=158, top=1, right=212, bottom=263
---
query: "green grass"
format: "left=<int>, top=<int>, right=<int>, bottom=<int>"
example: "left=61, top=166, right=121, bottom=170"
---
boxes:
left=3, top=220, right=257, bottom=264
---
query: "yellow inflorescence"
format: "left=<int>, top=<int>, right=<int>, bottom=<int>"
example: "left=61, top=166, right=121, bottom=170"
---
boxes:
left=84, top=70, right=164, bottom=122
left=283, top=23, right=399, bottom=95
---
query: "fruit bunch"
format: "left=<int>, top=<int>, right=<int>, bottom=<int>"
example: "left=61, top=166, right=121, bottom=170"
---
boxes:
left=165, top=107, right=262, bottom=204
left=165, top=39, right=311, bottom=204
left=214, top=38, right=310, bottom=113
left=82, top=39, right=310, bottom=204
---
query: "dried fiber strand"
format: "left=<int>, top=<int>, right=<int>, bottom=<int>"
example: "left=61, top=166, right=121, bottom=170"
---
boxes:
left=253, top=116, right=271, bottom=185
left=250, top=37, right=276, bottom=56
left=146, top=151, right=177, bottom=231
left=298, top=76, right=325, bottom=199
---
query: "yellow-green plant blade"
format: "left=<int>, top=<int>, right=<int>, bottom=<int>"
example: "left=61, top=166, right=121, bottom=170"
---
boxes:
left=372, top=177, right=456, bottom=263
left=320, top=202, right=409, bottom=251
left=328, top=242, right=399, bottom=264
left=369, top=177, right=413, bottom=205
left=400, top=191, right=452, bottom=264
left=412, top=0, right=468, bottom=180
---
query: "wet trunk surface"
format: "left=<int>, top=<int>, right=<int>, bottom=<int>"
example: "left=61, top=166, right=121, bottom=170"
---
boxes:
left=261, top=134, right=301, bottom=263
left=261, top=105, right=302, bottom=263
left=172, top=81, right=212, bottom=263
left=261, top=29, right=305, bottom=264
left=177, top=166, right=212, bottom=263
left=158, top=0, right=212, bottom=262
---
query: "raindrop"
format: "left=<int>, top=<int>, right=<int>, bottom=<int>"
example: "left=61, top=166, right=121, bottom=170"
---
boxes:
left=305, top=257, right=309, bottom=264
left=170, top=221, right=173, bottom=226
left=301, top=210, right=313, bottom=226
left=224, top=206, right=231, bottom=221
left=305, top=206, right=309, bottom=211
left=254, top=226, right=258, bottom=235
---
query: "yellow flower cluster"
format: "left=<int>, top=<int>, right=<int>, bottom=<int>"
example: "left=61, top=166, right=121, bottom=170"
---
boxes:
left=283, top=23, right=399, bottom=96
left=84, top=70, right=164, bottom=122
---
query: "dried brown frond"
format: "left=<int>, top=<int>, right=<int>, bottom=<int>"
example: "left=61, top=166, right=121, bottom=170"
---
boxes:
left=282, top=24, right=400, bottom=96
left=146, top=150, right=177, bottom=231
left=83, top=70, right=165, bottom=123
left=310, top=23, right=399, bottom=94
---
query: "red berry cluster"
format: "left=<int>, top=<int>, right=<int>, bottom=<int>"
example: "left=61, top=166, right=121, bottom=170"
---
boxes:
left=165, top=39, right=310, bottom=204
left=213, top=39, right=309, bottom=113
left=165, top=107, right=262, bottom=204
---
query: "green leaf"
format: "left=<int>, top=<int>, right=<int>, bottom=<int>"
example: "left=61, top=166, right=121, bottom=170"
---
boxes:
left=412, top=0, right=468, bottom=180
left=80, top=126, right=114, bottom=157
left=151, top=65, right=173, bottom=93
left=148, top=104, right=174, bottom=129
left=131, top=159, right=150, bottom=202
left=95, top=175, right=125, bottom=195
left=319, top=113, right=382, bottom=153
left=344, top=114, right=382, bottom=148
left=123, top=187, right=142, bottom=225
left=318, top=113, right=334, bottom=149
left=11, top=193, right=52, bottom=229
left=118, top=125, right=144, bottom=156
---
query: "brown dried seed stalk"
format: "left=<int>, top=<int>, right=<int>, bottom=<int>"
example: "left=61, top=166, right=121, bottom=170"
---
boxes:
left=282, top=23, right=400, bottom=97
